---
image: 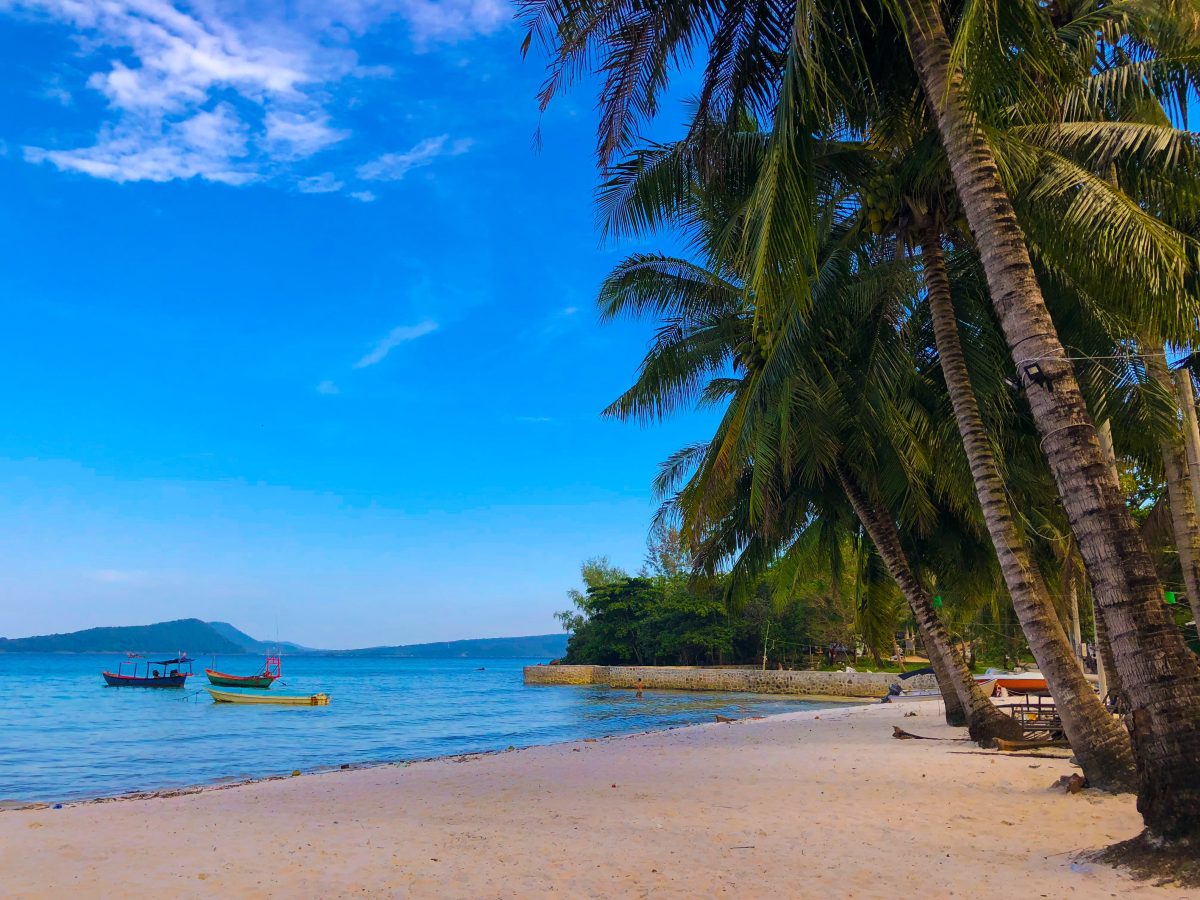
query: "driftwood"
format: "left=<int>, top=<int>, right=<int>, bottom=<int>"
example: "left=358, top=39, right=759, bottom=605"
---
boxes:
left=715, top=714, right=737, bottom=723
left=892, top=726, right=941, bottom=740
left=995, top=737, right=1069, bottom=752
left=948, top=750, right=1074, bottom=760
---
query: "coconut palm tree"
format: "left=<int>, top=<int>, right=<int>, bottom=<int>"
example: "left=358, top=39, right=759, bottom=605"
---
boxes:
left=598, top=149, right=1025, bottom=742
left=522, top=0, right=1200, bottom=841
left=601, top=106, right=1145, bottom=783
left=896, top=2, right=1200, bottom=837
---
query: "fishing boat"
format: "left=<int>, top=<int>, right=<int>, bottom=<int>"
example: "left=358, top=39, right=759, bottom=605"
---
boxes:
left=974, top=668, right=1049, bottom=696
left=102, top=654, right=194, bottom=687
left=207, top=688, right=329, bottom=706
left=205, top=654, right=281, bottom=689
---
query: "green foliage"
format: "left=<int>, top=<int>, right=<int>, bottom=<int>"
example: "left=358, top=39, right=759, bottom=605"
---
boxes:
left=558, top=541, right=902, bottom=667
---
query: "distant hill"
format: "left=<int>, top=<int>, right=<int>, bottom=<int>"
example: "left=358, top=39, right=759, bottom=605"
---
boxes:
left=333, top=634, right=569, bottom=659
left=0, top=618, right=244, bottom=654
left=0, top=620, right=567, bottom=659
left=205, top=621, right=315, bottom=654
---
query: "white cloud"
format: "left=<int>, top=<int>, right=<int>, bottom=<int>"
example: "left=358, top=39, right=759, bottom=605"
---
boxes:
left=26, top=104, right=256, bottom=184
left=88, top=568, right=151, bottom=584
left=292, top=0, right=508, bottom=43
left=297, top=172, right=344, bottom=194
left=264, top=111, right=348, bottom=160
left=354, top=320, right=438, bottom=368
left=398, top=0, right=507, bottom=42
left=356, top=134, right=471, bottom=182
left=316, top=379, right=340, bottom=394
left=42, top=78, right=72, bottom=106
left=8, top=0, right=491, bottom=187
left=350, top=190, right=377, bottom=203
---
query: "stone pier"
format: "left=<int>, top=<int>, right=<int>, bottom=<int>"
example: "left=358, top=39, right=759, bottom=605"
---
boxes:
left=523, top=664, right=937, bottom=698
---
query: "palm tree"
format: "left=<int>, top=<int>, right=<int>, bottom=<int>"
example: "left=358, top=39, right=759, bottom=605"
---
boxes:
left=522, top=0, right=1200, bottom=841
left=598, top=151, right=1024, bottom=742
left=897, top=1, right=1200, bottom=837
left=859, top=101, right=1150, bottom=788
left=603, top=105, right=1144, bottom=781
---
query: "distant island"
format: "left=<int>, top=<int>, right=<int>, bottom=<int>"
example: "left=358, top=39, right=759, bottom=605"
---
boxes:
left=0, top=618, right=568, bottom=659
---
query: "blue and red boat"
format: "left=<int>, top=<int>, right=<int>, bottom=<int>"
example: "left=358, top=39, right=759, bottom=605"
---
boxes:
left=102, top=654, right=195, bottom=687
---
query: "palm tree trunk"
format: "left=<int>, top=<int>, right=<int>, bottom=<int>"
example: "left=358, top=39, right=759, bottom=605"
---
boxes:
left=1093, top=421, right=1130, bottom=713
left=920, top=228, right=1135, bottom=789
left=1066, top=568, right=1082, bottom=661
left=836, top=465, right=1023, bottom=745
left=903, top=0, right=1200, bottom=842
left=1178, top=370, right=1200, bottom=517
left=930, top=660, right=968, bottom=727
left=1146, top=350, right=1200, bottom=625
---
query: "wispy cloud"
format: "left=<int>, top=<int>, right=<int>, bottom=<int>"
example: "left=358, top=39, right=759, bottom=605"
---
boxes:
left=357, top=135, right=472, bottom=182
left=316, top=379, right=340, bottom=395
left=88, top=568, right=151, bottom=585
left=297, top=172, right=344, bottom=194
left=9, top=0, right=493, bottom=188
left=354, top=320, right=438, bottom=368
left=393, top=0, right=508, bottom=42
left=26, top=103, right=256, bottom=184
left=264, top=111, right=348, bottom=160
left=515, top=415, right=553, bottom=424
left=350, top=190, right=377, bottom=203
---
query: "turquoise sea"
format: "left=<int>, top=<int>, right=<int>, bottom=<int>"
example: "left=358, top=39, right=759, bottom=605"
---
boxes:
left=0, top=655, right=843, bottom=803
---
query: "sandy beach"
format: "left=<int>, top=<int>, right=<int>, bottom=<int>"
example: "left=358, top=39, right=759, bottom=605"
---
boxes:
left=0, top=697, right=1173, bottom=898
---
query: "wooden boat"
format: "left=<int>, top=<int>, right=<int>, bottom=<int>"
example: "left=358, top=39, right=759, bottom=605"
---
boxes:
left=205, top=654, right=281, bottom=689
left=103, top=654, right=194, bottom=687
left=974, top=669, right=1048, bottom=695
left=207, top=688, right=329, bottom=706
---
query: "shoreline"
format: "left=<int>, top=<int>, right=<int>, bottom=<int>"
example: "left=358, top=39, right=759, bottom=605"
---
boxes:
left=1, top=689, right=872, bottom=810
left=0, top=696, right=1173, bottom=898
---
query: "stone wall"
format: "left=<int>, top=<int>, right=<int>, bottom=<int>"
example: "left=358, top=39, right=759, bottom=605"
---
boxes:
left=522, top=664, right=605, bottom=685
left=523, top=664, right=938, bottom=698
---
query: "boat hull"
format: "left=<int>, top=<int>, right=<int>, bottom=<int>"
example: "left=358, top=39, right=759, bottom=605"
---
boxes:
left=207, top=688, right=329, bottom=706
left=103, top=672, right=188, bottom=687
left=205, top=669, right=278, bottom=689
left=974, top=674, right=1049, bottom=695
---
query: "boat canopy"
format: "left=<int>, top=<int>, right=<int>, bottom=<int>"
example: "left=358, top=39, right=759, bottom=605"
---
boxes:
left=151, top=656, right=194, bottom=666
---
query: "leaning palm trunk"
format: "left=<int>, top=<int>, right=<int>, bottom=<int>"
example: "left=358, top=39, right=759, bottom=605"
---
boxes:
left=836, top=466, right=1023, bottom=745
left=920, top=230, right=1135, bottom=789
left=929, top=660, right=968, bottom=726
left=903, top=0, right=1200, bottom=842
left=1145, top=351, right=1200, bottom=626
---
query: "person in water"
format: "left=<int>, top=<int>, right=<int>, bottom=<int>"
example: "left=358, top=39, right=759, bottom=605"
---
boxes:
left=636, top=678, right=644, bottom=698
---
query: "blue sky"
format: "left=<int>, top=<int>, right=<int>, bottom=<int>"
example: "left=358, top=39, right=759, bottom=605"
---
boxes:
left=0, top=0, right=709, bottom=647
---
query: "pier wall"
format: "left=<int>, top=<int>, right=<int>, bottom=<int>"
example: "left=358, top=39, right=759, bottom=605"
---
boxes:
left=523, top=665, right=938, bottom=698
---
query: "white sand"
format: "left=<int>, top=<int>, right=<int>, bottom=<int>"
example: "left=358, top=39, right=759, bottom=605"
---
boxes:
left=0, top=698, right=1173, bottom=898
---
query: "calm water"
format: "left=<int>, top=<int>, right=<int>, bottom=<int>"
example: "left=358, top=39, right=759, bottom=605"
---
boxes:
left=0, top=655, right=843, bottom=802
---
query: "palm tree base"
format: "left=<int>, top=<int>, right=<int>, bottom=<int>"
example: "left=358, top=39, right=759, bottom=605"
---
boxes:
left=966, top=708, right=1025, bottom=748
left=1092, top=832, right=1200, bottom=883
